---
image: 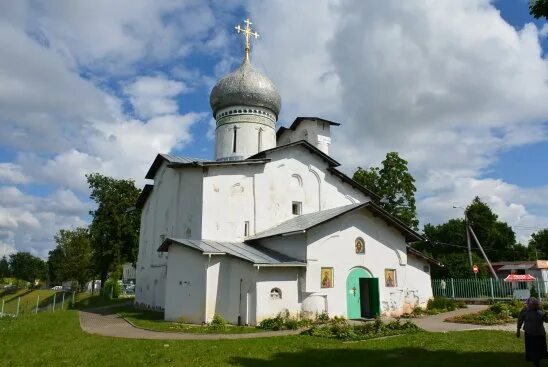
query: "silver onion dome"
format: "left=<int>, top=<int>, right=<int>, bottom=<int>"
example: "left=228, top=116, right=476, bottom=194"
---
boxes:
left=209, top=58, right=281, bottom=118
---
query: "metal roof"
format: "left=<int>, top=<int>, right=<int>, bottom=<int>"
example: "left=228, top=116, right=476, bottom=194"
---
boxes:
left=247, top=140, right=341, bottom=167
left=276, top=117, right=341, bottom=138
left=145, top=154, right=211, bottom=179
left=158, top=238, right=306, bottom=267
left=499, top=264, right=534, bottom=271
left=246, top=203, right=361, bottom=241
left=246, top=201, right=424, bottom=243
left=135, top=184, right=154, bottom=210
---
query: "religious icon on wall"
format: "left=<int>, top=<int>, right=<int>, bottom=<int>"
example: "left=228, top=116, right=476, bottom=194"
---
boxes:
left=385, top=269, right=397, bottom=287
left=321, top=267, right=334, bottom=288
left=355, top=238, right=365, bottom=254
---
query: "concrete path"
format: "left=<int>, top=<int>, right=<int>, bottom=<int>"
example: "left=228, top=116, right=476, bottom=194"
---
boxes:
left=80, top=304, right=522, bottom=340
left=409, top=305, right=514, bottom=332
left=79, top=308, right=302, bottom=340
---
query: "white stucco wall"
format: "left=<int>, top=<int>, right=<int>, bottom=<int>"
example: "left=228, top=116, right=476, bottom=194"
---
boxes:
left=255, top=267, right=301, bottom=322
left=277, top=119, right=333, bottom=155
left=164, top=245, right=206, bottom=322
left=302, top=208, right=431, bottom=318
left=201, top=144, right=370, bottom=242
left=135, top=163, right=204, bottom=309
left=204, top=255, right=257, bottom=325
left=405, top=254, right=433, bottom=311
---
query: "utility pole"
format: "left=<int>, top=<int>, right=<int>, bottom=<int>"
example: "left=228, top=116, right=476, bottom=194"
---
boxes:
left=468, top=225, right=498, bottom=279
left=465, top=212, right=473, bottom=272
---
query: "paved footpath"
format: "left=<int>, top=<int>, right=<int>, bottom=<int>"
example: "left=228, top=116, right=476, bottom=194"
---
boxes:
left=409, top=305, right=515, bottom=332
left=80, top=304, right=522, bottom=340
left=79, top=308, right=302, bottom=340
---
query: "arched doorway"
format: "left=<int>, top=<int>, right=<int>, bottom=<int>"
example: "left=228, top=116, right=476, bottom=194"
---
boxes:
left=346, top=267, right=380, bottom=319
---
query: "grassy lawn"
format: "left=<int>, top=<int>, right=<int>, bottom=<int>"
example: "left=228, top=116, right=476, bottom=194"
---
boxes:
left=72, top=292, right=134, bottom=310
left=118, top=306, right=261, bottom=334
left=0, top=290, right=133, bottom=315
left=0, top=310, right=530, bottom=367
left=0, top=289, right=64, bottom=315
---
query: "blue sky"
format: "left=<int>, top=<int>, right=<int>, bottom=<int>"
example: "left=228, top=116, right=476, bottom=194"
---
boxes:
left=0, top=0, right=546, bottom=257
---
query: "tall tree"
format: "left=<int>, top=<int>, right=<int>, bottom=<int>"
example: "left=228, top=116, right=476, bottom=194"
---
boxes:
left=51, top=227, right=93, bottom=290
left=86, top=173, right=141, bottom=286
left=0, top=256, right=10, bottom=280
left=47, top=247, right=65, bottom=285
left=529, top=0, right=548, bottom=19
left=529, top=229, right=548, bottom=259
left=413, top=197, right=527, bottom=277
left=353, top=152, right=418, bottom=229
left=9, top=252, right=46, bottom=285
left=465, top=197, right=517, bottom=261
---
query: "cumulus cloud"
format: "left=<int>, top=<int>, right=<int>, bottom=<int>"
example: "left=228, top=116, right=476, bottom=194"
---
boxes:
left=0, top=163, right=31, bottom=184
left=0, top=187, right=91, bottom=257
left=249, top=0, right=548, bottom=239
left=124, top=76, right=187, bottom=119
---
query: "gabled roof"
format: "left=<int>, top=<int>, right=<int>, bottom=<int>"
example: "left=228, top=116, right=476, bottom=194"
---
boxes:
left=406, top=246, right=443, bottom=266
left=135, top=184, right=154, bottom=210
left=247, top=140, right=380, bottom=200
left=158, top=238, right=306, bottom=267
left=246, top=201, right=425, bottom=243
left=276, top=117, right=340, bottom=138
left=145, top=153, right=270, bottom=179
left=145, top=154, right=211, bottom=179
left=248, top=140, right=340, bottom=167
left=326, top=167, right=380, bottom=200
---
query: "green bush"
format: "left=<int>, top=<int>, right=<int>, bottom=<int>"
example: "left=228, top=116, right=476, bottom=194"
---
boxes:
left=258, top=314, right=286, bottom=331
left=103, top=279, right=121, bottom=299
left=316, top=311, right=329, bottom=323
left=257, top=311, right=311, bottom=331
left=306, top=317, right=420, bottom=341
left=427, top=297, right=458, bottom=311
left=209, top=314, right=228, bottom=330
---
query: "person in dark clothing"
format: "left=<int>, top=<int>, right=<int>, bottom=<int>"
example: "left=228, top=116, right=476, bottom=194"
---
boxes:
left=518, top=297, right=548, bottom=367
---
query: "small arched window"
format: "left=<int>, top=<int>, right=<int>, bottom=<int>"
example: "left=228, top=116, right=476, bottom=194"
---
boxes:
left=270, top=288, right=282, bottom=299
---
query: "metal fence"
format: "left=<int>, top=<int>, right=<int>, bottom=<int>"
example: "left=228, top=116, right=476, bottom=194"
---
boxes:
left=432, top=278, right=547, bottom=301
left=0, top=290, right=76, bottom=317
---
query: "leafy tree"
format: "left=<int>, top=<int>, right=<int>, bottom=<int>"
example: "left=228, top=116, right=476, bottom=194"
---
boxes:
left=353, top=152, right=418, bottom=229
left=86, top=173, right=141, bottom=287
left=9, top=252, right=46, bottom=285
left=414, top=197, right=528, bottom=277
left=530, top=0, right=548, bottom=19
left=465, top=197, right=517, bottom=261
left=0, top=256, right=10, bottom=280
left=529, top=229, right=548, bottom=259
left=47, top=247, right=65, bottom=285
left=51, top=227, right=93, bottom=290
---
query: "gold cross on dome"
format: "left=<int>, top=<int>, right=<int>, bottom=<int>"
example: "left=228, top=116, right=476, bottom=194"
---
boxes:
left=235, top=17, right=260, bottom=62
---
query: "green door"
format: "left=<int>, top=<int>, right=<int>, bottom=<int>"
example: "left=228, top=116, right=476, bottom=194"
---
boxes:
left=346, top=267, right=372, bottom=319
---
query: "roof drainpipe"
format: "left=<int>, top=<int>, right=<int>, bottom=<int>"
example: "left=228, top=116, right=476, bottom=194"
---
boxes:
left=238, top=278, right=243, bottom=326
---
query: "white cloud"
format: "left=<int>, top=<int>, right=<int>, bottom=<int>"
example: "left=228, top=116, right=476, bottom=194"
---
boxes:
left=247, top=0, right=548, bottom=241
left=0, top=187, right=91, bottom=258
left=0, top=163, right=30, bottom=184
left=124, top=76, right=187, bottom=119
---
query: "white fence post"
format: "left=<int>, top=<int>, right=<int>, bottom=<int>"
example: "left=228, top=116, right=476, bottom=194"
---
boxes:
left=451, top=279, right=455, bottom=299
left=16, top=297, right=20, bottom=317
left=490, top=278, right=495, bottom=301
left=1, top=298, right=4, bottom=315
left=36, top=295, right=40, bottom=314
left=61, top=293, right=65, bottom=310
left=72, top=291, right=75, bottom=307
left=53, top=293, right=56, bottom=312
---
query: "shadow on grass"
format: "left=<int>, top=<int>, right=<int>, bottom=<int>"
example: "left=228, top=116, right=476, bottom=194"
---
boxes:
left=230, top=348, right=525, bottom=367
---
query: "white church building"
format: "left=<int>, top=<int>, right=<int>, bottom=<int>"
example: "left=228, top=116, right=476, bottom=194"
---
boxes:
left=135, top=19, right=436, bottom=325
